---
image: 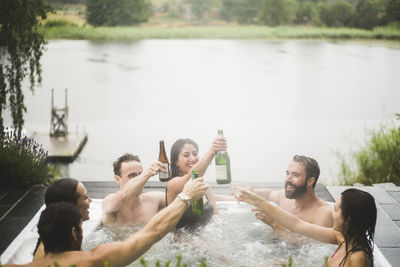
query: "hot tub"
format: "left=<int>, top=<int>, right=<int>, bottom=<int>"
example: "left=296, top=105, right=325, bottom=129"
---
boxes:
left=1, top=199, right=392, bottom=267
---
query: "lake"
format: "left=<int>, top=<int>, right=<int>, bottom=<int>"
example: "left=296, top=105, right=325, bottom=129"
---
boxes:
left=4, top=39, right=400, bottom=185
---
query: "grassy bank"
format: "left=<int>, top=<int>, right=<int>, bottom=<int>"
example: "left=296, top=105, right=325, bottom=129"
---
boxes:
left=38, top=24, right=400, bottom=41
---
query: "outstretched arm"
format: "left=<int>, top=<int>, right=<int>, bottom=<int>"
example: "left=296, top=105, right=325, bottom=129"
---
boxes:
left=102, top=161, right=165, bottom=218
left=194, top=136, right=227, bottom=177
left=92, top=178, right=208, bottom=267
left=239, top=189, right=338, bottom=245
left=232, top=185, right=281, bottom=203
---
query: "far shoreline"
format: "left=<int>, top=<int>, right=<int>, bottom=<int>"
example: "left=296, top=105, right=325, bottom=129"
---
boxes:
left=38, top=25, right=400, bottom=42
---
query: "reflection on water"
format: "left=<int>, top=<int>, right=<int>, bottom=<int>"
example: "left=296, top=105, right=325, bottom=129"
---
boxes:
left=4, top=40, right=400, bottom=184
left=82, top=202, right=336, bottom=266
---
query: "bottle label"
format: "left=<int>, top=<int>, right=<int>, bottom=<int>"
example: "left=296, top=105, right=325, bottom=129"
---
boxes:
left=159, top=163, right=170, bottom=180
left=215, top=165, right=228, bottom=180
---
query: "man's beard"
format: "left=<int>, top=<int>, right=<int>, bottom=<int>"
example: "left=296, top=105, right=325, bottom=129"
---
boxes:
left=285, top=180, right=307, bottom=199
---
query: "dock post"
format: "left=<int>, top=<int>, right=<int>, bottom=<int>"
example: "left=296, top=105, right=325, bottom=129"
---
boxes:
left=50, top=88, right=69, bottom=138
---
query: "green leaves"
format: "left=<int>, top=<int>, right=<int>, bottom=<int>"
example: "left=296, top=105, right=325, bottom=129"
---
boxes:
left=0, top=0, right=51, bottom=132
left=86, top=0, right=152, bottom=26
left=339, top=120, right=400, bottom=186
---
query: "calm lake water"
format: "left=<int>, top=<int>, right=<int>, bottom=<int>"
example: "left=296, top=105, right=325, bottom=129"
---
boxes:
left=4, top=39, right=400, bottom=184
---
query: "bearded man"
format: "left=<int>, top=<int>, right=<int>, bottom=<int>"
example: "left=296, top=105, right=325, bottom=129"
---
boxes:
left=233, top=155, right=333, bottom=232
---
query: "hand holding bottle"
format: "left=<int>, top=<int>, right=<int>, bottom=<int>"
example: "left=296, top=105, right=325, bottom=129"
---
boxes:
left=145, top=161, right=166, bottom=177
left=211, top=135, right=227, bottom=154
left=182, top=177, right=209, bottom=201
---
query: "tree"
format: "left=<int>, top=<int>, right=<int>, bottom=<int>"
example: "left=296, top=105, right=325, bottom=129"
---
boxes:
left=386, top=0, right=400, bottom=23
left=355, top=0, right=385, bottom=29
left=0, top=0, right=51, bottom=133
left=319, top=0, right=354, bottom=27
left=295, top=0, right=321, bottom=25
left=220, top=0, right=263, bottom=24
left=188, top=0, right=212, bottom=20
left=260, top=0, right=298, bottom=26
left=86, top=0, right=152, bottom=26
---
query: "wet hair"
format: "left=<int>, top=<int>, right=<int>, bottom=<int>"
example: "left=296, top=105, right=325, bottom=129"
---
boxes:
left=45, top=178, right=80, bottom=205
left=170, top=138, right=198, bottom=177
left=113, top=153, right=141, bottom=176
left=34, top=178, right=81, bottom=255
left=38, top=202, right=82, bottom=254
left=340, top=188, right=376, bottom=267
left=292, top=155, right=320, bottom=188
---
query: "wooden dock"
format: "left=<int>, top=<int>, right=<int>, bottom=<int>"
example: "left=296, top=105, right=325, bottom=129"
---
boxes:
left=30, top=132, right=88, bottom=162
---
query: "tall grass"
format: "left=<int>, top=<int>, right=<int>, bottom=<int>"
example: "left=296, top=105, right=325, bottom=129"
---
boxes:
left=338, top=121, right=400, bottom=186
left=37, top=24, right=400, bottom=41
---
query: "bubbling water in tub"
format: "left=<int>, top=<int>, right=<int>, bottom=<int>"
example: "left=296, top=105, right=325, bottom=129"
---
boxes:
left=82, top=201, right=336, bottom=267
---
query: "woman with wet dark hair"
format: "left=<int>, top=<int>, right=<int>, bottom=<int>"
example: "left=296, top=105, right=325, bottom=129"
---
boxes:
left=44, top=178, right=79, bottom=206
left=33, top=178, right=92, bottom=260
left=239, top=188, right=377, bottom=267
left=166, top=136, right=227, bottom=228
left=336, top=189, right=376, bottom=266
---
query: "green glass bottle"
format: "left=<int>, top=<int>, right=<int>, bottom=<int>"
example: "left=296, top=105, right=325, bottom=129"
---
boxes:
left=191, top=170, right=203, bottom=215
left=215, top=129, right=232, bottom=184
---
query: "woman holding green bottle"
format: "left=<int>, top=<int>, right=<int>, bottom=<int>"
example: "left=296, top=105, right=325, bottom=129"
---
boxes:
left=166, top=135, right=227, bottom=228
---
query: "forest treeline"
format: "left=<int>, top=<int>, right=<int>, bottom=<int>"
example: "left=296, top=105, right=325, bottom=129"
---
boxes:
left=42, top=0, right=400, bottom=29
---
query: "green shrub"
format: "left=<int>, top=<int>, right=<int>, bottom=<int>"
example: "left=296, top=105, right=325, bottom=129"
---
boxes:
left=338, top=121, right=400, bottom=186
left=43, top=19, right=78, bottom=28
left=0, top=128, right=52, bottom=189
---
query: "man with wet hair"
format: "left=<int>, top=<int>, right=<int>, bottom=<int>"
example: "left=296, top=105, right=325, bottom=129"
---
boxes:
left=4, top=178, right=208, bottom=267
left=101, top=153, right=167, bottom=225
left=233, top=155, right=333, bottom=232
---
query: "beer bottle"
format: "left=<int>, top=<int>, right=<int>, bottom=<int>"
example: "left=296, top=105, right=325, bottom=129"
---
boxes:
left=158, top=140, right=171, bottom=182
left=215, top=129, right=231, bottom=184
left=191, top=170, right=203, bottom=215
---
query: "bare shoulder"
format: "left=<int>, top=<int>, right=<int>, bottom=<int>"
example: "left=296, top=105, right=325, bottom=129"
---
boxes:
left=275, top=189, right=286, bottom=203
left=345, top=250, right=370, bottom=267
left=313, top=198, right=334, bottom=227
left=316, top=198, right=333, bottom=212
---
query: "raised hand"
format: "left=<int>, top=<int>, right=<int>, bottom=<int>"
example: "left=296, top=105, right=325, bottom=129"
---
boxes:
left=211, top=136, right=227, bottom=153
left=238, top=189, right=260, bottom=205
left=146, top=161, right=166, bottom=176
left=231, top=185, right=252, bottom=201
left=183, top=177, right=210, bottom=201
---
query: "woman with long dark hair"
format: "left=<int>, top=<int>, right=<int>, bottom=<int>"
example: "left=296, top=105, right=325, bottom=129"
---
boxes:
left=239, top=188, right=377, bottom=267
left=33, top=178, right=92, bottom=260
left=166, top=136, right=227, bottom=228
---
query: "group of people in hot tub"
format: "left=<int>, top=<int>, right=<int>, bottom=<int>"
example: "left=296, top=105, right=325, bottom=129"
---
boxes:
left=3, top=134, right=377, bottom=267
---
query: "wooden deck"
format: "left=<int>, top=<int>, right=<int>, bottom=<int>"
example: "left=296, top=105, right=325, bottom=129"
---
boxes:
left=30, top=132, right=88, bottom=162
